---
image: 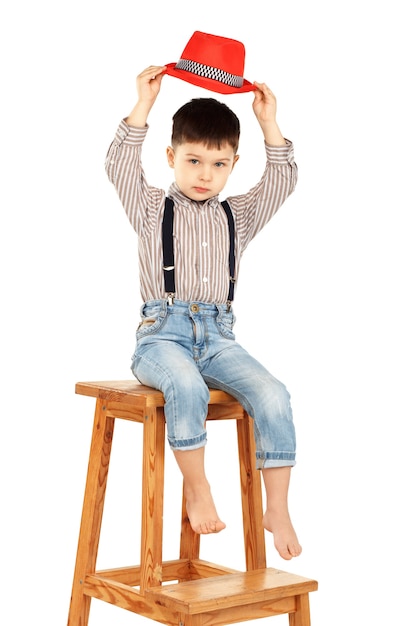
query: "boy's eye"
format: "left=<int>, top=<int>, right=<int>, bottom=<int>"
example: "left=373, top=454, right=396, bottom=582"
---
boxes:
left=215, top=162, right=225, bottom=168
left=190, top=159, right=199, bottom=165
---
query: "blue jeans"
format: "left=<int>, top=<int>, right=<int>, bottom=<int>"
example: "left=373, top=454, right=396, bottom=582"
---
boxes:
left=131, top=299, right=296, bottom=469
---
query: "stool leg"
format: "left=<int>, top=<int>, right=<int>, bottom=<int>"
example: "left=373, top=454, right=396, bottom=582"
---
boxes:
left=237, top=412, right=266, bottom=571
left=139, top=405, right=166, bottom=591
left=179, top=483, right=200, bottom=561
left=289, top=593, right=312, bottom=626
left=67, top=399, right=114, bottom=626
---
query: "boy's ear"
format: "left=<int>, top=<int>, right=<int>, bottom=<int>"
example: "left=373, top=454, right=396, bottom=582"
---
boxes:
left=231, top=154, right=240, bottom=170
left=166, top=146, right=175, bottom=168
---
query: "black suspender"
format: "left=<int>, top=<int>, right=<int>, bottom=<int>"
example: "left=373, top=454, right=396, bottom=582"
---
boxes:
left=162, top=198, right=175, bottom=294
left=162, top=197, right=236, bottom=305
left=222, top=200, right=236, bottom=304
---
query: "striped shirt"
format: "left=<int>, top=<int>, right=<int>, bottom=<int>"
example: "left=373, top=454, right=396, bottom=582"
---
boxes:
left=105, top=121, right=298, bottom=304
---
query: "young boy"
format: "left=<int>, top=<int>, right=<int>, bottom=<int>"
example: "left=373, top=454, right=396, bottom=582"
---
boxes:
left=105, top=65, right=301, bottom=560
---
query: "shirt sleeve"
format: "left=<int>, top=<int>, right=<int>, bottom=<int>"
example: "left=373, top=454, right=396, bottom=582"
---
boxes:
left=104, top=120, right=164, bottom=238
left=228, top=140, right=298, bottom=252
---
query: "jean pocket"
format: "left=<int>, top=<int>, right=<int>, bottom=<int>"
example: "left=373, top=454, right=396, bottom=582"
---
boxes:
left=215, top=310, right=236, bottom=340
left=136, top=303, right=166, bottom=338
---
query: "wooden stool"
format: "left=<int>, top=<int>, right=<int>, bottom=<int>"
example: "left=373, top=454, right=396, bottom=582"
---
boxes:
left=67, top=380, right=317, bottom=626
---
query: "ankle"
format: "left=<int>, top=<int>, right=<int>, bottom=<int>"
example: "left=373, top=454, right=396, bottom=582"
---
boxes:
left=183, top=477, right=211, bottom=500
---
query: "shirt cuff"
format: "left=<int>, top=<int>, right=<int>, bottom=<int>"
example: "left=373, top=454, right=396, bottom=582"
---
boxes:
left=114, top=120, right=148, bottom=146
left=265, top=139, right=295, bottom=164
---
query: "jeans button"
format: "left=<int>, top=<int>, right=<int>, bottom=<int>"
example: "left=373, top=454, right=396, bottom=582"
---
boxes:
left=190, top=304, right=199, bottom=313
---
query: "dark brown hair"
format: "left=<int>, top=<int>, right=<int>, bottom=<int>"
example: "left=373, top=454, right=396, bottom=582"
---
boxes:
left=171, top=98, right=240, bottom=152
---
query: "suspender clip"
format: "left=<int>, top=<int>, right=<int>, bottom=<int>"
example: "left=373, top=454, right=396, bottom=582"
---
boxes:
left=167, top=293, right=175, bottom=306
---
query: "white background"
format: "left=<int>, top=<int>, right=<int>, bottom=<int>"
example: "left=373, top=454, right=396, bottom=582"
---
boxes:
left=1, top=1, right=416, bottom=625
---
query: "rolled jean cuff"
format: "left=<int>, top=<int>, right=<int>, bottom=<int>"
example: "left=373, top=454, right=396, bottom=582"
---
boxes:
left=168, top=432, right=207, bottom=451
left=256, top=452, right=296, bottom=470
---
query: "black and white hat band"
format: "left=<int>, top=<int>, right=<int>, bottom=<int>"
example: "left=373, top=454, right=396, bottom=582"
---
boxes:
left=175, top=59, right=244, bottom=88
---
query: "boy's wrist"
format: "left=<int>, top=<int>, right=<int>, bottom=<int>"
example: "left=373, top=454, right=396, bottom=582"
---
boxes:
left=261, top=122, right=286, bottom=146
left=126, top=100, right=153, bottom=128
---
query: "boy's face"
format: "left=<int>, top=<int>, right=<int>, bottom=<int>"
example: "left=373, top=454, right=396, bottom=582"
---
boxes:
left=166, top=142, right=239, bottom=202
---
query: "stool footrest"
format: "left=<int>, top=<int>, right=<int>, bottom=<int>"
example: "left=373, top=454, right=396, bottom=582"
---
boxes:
left=146, top=567, right=318, bottom=614
left=81, top=566, right=317, bottom=625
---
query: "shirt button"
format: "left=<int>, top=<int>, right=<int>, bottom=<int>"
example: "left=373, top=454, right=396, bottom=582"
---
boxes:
left=202, top=277, right=208, bottom=283
left=202, top=242, right=208, bottom=247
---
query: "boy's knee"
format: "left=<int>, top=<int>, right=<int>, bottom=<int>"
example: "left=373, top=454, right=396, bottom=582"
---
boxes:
left=255, top=378, right=293, bottom=421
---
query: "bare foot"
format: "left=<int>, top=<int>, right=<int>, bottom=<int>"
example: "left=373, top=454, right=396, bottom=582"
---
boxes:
left=173, top=447, right=226, bottom=534
left=263, top=510, right=302, bottom=560
left=184, top=483, right=226, bottom=534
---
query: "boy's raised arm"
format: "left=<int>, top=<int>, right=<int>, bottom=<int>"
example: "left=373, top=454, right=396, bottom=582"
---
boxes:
left=126, top=65, right=167, bottom=128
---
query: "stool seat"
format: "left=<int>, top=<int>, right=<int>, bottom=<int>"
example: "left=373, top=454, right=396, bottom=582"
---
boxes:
left=75, top=379, right=245, bottom=419
left=67, top=380, right=317, bottom=626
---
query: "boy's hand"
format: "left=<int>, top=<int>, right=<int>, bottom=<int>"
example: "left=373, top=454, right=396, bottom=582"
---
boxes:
left=136, top=65, right=166, bottom=105
left=252, top=82, right=286, bottom=146
left=126, top=65, right=166, bottom=127
left=252, top=82, right=277, bottom=124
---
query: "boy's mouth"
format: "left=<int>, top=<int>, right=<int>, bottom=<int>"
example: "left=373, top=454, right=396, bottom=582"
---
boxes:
left=194, top=186, right=209, bottom=193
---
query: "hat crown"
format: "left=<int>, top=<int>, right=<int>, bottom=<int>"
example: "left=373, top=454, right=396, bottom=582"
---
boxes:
left=180, top=31, right=245, bottom=76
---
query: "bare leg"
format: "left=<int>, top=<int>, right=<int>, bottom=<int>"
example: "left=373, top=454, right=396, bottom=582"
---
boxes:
left=262, top=467, right=302, bottom=560
left=174, top=447, right=226, bottom=534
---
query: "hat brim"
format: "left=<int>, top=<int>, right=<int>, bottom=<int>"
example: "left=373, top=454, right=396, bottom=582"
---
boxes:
left=165, top=63, right=256, bottom=95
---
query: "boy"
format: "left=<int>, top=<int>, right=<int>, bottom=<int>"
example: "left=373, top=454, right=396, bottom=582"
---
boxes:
left=105, top=65, right=301, bottom=560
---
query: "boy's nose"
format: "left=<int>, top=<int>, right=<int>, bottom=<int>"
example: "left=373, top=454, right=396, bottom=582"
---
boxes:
left=199, top=166, right=212, bottom=181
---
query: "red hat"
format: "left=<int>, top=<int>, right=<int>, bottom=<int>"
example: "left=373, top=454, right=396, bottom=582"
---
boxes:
left=165, top=31, right=256, bottom=95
